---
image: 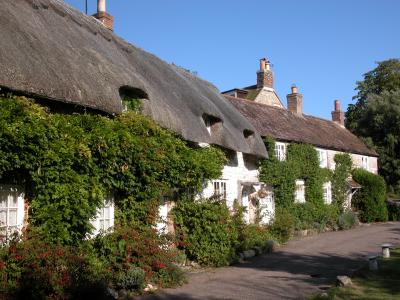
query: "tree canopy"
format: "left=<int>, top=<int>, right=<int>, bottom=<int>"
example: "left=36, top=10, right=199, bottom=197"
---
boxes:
left=346, top=59, right=400, bottom=193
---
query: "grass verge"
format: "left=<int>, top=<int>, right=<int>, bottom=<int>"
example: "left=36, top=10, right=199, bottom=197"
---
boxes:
left=311, top=248, right=400, bottom=300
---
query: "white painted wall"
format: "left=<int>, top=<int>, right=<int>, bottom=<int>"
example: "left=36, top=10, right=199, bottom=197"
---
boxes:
left=201, top=151, right=275, bottom=225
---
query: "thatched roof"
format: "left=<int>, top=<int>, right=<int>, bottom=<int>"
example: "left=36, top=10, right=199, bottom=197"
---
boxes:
left=0, top=0, right=267, bottom=158
left=226, top=95, right=378, bottom=157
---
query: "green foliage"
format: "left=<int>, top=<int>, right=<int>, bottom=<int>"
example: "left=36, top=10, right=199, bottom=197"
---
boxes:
left=173, top=198, right=238, bottom=267
left=387, top=200, right=400, bottom=221
left=331, top=153, right=353, bottom=210
left=0, top=94, right=225, bottom=244
left=346, top=59, right=400, bottom=193
left=122, top=96, right=142, bottom=113
left=352, top=168, right=388, bottom=222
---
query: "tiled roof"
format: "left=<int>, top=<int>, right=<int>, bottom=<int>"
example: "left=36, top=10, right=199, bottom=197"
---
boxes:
left=225, top=95, right=378, bottom=157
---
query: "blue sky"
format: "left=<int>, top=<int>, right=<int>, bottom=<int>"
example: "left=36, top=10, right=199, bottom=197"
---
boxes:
left=65, top=0, right=400, bottom=120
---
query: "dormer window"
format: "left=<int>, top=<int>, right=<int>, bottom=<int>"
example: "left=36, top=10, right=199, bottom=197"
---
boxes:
left=119, top=86, right=148, bottom=112
left=275, top=142, right=286, bottom=161
left=202, top=114, right=222, bottom=135
left=243, top=129, right=254, bottom=139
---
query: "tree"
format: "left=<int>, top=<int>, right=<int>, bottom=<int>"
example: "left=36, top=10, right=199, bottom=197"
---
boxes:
left=345, top=59, right=400, bottom=193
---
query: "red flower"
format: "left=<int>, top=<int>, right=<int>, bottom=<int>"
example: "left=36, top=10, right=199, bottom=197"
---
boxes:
left=13, top=255, right=24, bottom=261
left=40, top=252, right=49, bottom=259
left=0, top=261, right=6, bottom=270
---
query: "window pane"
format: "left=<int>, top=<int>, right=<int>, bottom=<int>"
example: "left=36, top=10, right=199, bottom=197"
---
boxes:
left=104, top=207, right=110, bottom=219
left=9, top=194, right=18, bottom=207
left=8, top=209, right=17, bottom=226
left=103, top=220, right=110, bottom=230
left=99, top=220, right=104, bottom=230
left=0, top=210, right=7, bottom=226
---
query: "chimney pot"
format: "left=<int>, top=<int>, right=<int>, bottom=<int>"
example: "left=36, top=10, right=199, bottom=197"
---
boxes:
left=332, top=99, right=345, bottom=126
left=98, top=0, right=106, bottom=12
left=257, top=58, right=273, bottom=89
left=260, top=58, right=266, bottom=71
left=334, top=99, right=341, bottom=112
left=291, top=85, right=298, bottom=94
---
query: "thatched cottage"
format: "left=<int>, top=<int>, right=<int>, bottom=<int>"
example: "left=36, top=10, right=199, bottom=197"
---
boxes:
left=0, top=0, right=270, bottom=236
left=223, top=58, right=378, bottom=208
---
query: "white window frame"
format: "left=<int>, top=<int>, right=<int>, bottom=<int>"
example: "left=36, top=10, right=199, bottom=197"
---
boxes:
left=294, top=180, right=305, bottom=203
left=323, top=182, right=332, bottom=204
left=361, top=156, right=369, bottom=171
left=275, top=142, right=286, bottom=161
left=91, top=194, right=115, bottom=236
left=213, top=180, right=227, bottom=199
left=317, top=148, right=328, bottom=168
left=0, top=185, right=25, bottom=241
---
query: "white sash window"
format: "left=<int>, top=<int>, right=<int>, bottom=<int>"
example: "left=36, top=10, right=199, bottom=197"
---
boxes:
left=0, top=185, right=25, bottom=240
left=91, top=194, right=115, bottom=236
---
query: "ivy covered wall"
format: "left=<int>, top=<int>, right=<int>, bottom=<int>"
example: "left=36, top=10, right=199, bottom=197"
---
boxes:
left=259, top=137, right=352, bottom=231
left=0, top=94, right=225, bottom=244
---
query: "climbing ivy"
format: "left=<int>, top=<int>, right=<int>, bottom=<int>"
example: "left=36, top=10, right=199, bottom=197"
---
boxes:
left=0, top=94, right=225, bottom=244
left=260, top=137, right=352, bottom=231
left=331, top=153, right=353, bottom=211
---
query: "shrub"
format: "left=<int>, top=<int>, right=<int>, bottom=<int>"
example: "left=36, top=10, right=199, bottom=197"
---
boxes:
left=292, top=203, right=339, bottom=231
left=0, top=233, right=108, bottom=300
left=337, top=211, right=358, bottom=230
left=173, top=199, right=238, bottom=267
left=115, top=267, right=145, bottom=290
left=238, top=224, right=273, bottom=252
left=92, top=225, right=183, bottom=290
left=352, top=169, right=388, bottom=222
left=269, top=207, right=295, bottom=243
left=155, top=264, right=186, bottom=288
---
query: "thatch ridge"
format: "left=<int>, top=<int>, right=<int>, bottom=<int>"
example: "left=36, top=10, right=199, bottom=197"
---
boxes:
left=0, top=0, right=267, bottom=157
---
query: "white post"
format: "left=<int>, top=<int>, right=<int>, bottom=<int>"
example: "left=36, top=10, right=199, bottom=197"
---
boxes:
left=382, top=244, right=393, bottom=258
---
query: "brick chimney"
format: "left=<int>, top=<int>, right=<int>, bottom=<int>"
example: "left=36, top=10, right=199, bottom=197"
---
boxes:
left=287, top=85, right=303, bottom=115
left=331, top=100, right=345, bottom=126
left=257, top=58, right=274, bottom=89
left=93, top=0, right=114, bottom=31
